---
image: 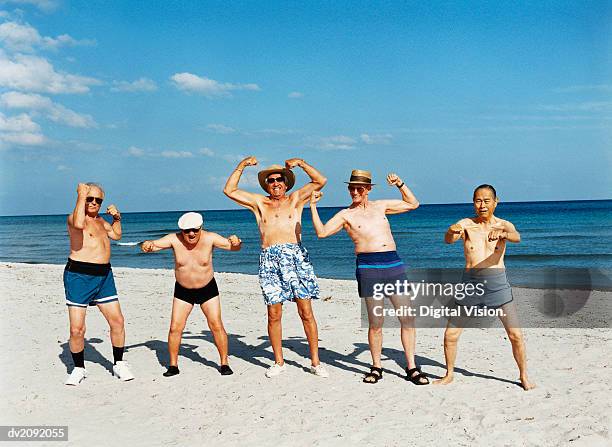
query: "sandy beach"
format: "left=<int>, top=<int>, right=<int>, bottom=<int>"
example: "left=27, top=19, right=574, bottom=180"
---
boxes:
left=0, top=262, right=610, bottom=446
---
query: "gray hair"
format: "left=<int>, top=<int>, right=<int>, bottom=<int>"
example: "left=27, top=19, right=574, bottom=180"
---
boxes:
left=86, top=182, right=105, bottom=195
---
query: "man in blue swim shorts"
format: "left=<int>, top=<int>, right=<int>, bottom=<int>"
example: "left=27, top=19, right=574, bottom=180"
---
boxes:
left=63, top=183, right=134, bottom=385
left=224, top=156, right=329, bottom=378
left=311, top=170, right=429, bottom=385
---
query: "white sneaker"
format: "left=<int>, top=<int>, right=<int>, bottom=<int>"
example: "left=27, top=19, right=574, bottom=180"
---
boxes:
left=112, top=361, right=135, bottom=381
left=65, top=367, right=87, bottom=386
left=310, top=364, right=330, bottom=378
left=265, top=362, right=287, bottom=378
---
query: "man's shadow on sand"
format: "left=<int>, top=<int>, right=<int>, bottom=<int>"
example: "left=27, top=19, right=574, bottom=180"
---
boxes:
left=60, top=334, right=522, bottom=387
left=348, top=342, right=522, bottom=386
left=59, top=338, right=114, bottom=373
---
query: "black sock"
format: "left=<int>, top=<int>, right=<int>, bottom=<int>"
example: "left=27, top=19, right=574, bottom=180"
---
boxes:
left=71, top=349, right=84, bottom=368
left=112, top=346, right=124, bottom=364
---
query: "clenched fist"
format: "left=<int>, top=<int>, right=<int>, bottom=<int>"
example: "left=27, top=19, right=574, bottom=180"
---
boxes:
left=285, top=158, right=304, bottom=169
left=448, top=223, right=464, bottom=235
left=228, top=235, right=242, bottom=247
left=106, top=204, right=121, bottom=221
left=386, top=173, right=403, bottom=187
left=487, top=229, right=507, bottom=242
left=240, top=156, right=258, bottom=168
left=141, top=240, right=155, bottom=253
left=310, top=191, right=323, bottom=205
left=77, top=183, right=90, bottom=197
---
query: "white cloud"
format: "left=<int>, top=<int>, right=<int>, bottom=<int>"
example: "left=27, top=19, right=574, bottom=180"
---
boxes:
left=111, top=77, right=158, bottom=92
left=538, top=101, right=612, bottom=112
left=160, top=150, right=194, bottom=158
left=317, top=135, right=356, bottom=150
left=207, top=123, right=236, bottom=134
left=288, top=91, right=304, bottom=99
left=553, top=84, right=612, bottom=94
left=0, top=111, right=46, bottom=147
left=0, top=91, right=97, bottom=128
left=0, top=21, right=95, bottom=52
left=360, top=133, right=393, bottom=145
left=1, top=0, right=58, bottom=13
left=159, top=184, right=192, bottom=194
left=57, top=164, right=70, bottom=171
left=126, top=146, right=146, bottom=157
left=221, top=153, right=246, bottom=164
left=0, top=50, right=101, bottom=94
left=198, top=147, right=215, bottom=156
left=206, top=171, right=258, bottom=190
left=170, top=72, right=260, bottom=97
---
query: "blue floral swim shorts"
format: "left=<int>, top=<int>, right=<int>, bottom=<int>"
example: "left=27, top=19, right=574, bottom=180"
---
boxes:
left=258, top=243, right=320, bottom=305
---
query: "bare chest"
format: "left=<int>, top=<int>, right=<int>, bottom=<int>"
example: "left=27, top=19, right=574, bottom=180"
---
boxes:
left=260, top=201, right=300, bottom=225
left=345, top=209, right=390, bottom=235
left=174, top=244, right=213, bottom=267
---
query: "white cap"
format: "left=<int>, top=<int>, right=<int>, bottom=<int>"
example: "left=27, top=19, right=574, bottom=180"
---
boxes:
left=177, top=212, right=203, bottom=230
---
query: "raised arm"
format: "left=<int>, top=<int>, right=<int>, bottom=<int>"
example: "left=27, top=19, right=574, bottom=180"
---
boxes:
left=286, top=158, right=327, bottom=203
left=68, top=183, right=89, bottom=230
left=141, top=234, right=175, bottom=253
left=104, top=204, right=122, bottom=240
left=211, top=233, right=242, bottom=251
left=378, top=173, right=419, bottom=214
left=309, top=191, right=346, bottom=238
left=223, top=156, right=262, bottom=210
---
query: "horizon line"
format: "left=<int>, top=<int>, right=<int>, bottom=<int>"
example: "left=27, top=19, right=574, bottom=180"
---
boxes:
left=0, top=197, right=610, bottom=219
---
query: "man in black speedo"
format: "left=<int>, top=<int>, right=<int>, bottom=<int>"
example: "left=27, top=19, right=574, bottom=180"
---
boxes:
left=141, top=212, right=242, bottom=377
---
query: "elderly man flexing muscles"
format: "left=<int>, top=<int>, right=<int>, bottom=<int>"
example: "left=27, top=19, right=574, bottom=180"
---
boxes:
left=141, top=212, right=241, bottom=377
left=310, top=170, right=429, bottom=385
left=224, top=157, right=329, bottom=378
left=433, top=184, right=535, bottom=390
left=64, top=182, right=134, bottom=385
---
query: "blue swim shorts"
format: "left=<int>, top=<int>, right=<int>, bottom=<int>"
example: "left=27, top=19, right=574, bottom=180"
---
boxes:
left=258, top=243, right=320, bottom=305
left=355, top=251, right=407, bottom=298
left=63, top=258, right=119, bottom=307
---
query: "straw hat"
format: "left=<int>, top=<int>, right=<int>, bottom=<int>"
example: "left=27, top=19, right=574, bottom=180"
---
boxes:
left=344, top=169, right=375, bottom=185
left=257, top=164, right=296, bottom=192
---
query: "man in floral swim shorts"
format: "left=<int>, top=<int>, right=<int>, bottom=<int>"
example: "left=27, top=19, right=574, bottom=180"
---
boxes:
left=224, top=156, right=330, bottom=378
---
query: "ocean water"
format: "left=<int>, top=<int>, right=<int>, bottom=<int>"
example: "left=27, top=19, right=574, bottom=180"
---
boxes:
left=1, top=200, right=611, bottom=286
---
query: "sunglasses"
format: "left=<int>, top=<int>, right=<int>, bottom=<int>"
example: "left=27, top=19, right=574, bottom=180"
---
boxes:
left=86, top=197, right=103, bottom=205
left=182, top=228, right=201, bottom=234
left=266, top=176, right=285, bottom=184
left=347, top=185, right=366, bottom=193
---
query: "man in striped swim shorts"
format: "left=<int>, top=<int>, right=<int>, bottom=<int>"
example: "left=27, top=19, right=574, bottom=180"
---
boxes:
left=63, top=183, right=134, bottom=386
left=310, top=169, right=429, bottom=385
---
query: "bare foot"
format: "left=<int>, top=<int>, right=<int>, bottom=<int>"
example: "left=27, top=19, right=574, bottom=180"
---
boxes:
left=520, top=376, right=536, bottom=391
left=433, top=375, right=454, bottom=385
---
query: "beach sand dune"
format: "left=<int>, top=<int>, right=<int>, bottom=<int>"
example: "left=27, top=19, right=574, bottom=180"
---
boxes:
left=0, top=263, right=610, bottom=446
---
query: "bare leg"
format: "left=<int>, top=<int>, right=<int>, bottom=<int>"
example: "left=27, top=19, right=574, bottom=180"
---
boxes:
left=167, top=298, right=194, bottom=367
left=389, top=295, right=417, bottom=368
left=68, top=306, right=87, bottom=353
left=296, top=298, right=320, bottom=366
left=499, top=302, right=536, bottom=390
left=96, top=301, right=125, bottom=348
left=433, top=320, right=464, bottom=385
left=200, top=296, right=228, bottom=366
left=364, top=297, right=384, bottom=369
left=267, top=304, right=284, bottom=365
left=390, top=295, right=428, bottom=384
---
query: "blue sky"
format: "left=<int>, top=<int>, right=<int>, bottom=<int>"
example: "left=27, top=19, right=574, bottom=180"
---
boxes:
left=0, top=0, right=610, bottom=215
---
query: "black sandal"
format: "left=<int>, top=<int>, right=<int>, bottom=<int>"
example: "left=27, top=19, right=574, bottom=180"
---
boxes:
left=363, top=366, right=383, bottom=384
left=405, top=366, right=429, bottom=385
